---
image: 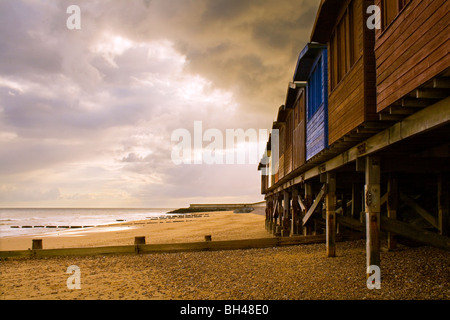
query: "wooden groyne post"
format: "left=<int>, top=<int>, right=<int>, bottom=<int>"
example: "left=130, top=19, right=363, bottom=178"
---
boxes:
left=32, top=239, right=43, bottom=250
left=134, top=236, right=146, bottom=254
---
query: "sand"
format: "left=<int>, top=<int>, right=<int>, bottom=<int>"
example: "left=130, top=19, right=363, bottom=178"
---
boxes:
left=0, top=210, right=269, bottom=251
left=1, top=240, right=449, bottom=300
left=1, top=210, right=449, bottom=300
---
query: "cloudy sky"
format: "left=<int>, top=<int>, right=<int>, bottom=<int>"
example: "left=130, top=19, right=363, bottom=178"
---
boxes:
left=0, top=0, right=318, bottom=208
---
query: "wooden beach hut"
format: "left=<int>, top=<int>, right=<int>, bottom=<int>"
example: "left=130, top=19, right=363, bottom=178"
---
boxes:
left=310, top=0, right=378, bottom=148
left=292, top=43, right=328, bottom=161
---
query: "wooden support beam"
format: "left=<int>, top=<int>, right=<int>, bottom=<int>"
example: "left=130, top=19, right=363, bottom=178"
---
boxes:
left=389, top=106, right=417, bottom=115
left=326, top=173, right=337, bottom=257
left=416, top=88, right=448, bottom=99
left=365, top=156, right=381, bottom=272
left=438, top=174, right=449, bottom=236
left=387, top=176, right=399, bottom=250
left=291, top=187, right=300, bottom=236
left=336, top=215, right=364, bottom=232
left=401, top=98, right=431, bottom=108
left=303, top=184, right=326, bottom=226
left=304, top=183, right=313, bottom=235
left=272, top=199, right=279, bottom=235
left=400, top=192, right=438, bottom=229
left=379, top=113, right=405, bottom=121
left=381, top=217, right=450, bottom=251
left=433, top=78, right=450, bottom=89
left=277, top=195, right=283, bottom=236
left=298, top=194, right=306, bottom=212
left=283, top=190, right=291, bottom=237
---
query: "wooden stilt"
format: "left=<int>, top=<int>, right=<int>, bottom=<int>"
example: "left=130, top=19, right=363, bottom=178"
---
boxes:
left=283, top=190, right=291, bottom=237
left=387, top=175, right=398, bottom=250
left=438, top=174, right=449, bottom=236
left=276, top=194, right=283, bottom=236
left=269, top=197, right=274, bottom=232
left=326, top=172, right=337, bottom=257
left=291, top=187, right=299, bottom=236
left=365, top=156, right=381, bottom=272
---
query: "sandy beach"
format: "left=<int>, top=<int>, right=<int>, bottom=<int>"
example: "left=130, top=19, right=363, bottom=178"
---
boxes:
left=0, top=210, right=269, bottom=251
left=1, top=210, right=449, bottom=300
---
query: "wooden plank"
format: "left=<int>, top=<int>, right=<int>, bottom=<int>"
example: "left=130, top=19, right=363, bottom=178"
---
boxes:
left=375, top=0, right=430, bottom=49
left=381, top=217, right=450, bottom=251
left=326, top=173, right=337, bottom=257
left=328, top=58, right=365, bottom=145
left=0, top=235, right=367, bottom=259
left=365, top=156, right=381, bottom=271
left=272, top=199, right=279, bottom=235
left=298, top=194, right=306, bottom=212
left=416, top=88, right=449, bottom=99
left=376, top=0, right=447, bottom=80
left=336, top=215, right=364, bottom=232
left=377, top=37, right=450, bottom=111
left=400, top=192, right=438, bottom=229
left=302, top=184, right=326, bottom=226
left=401, top=98, right=433, bottom=108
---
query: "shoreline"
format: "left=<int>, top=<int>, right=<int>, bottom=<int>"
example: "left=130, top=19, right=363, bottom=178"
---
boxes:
left=0, top=210, right=269, bottom=251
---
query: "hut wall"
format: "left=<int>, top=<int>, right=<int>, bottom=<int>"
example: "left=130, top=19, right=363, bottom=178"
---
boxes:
left=375, top=0, right=450, bottom=112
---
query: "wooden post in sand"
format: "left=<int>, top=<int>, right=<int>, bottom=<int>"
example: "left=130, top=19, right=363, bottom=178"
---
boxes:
left=32, top=239, right=43, bottom=250
left=365, top=156, right=381, bottom=273
left=134, top=236, right=146, bottom=253
left=135, top=236, right=146, bottom=245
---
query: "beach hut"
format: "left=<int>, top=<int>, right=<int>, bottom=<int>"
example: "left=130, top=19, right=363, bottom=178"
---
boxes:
left=310, top=0, right=377, bottom=147
left=291, top=43, right=328, bottom=161
left=273, top=106, right=287, bottom=183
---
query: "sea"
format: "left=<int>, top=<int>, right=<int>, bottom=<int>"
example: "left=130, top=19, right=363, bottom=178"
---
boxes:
left=0, top=208, right=176, bottom=238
